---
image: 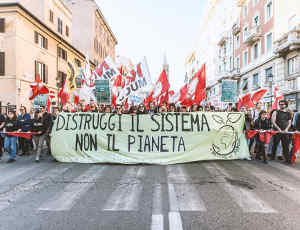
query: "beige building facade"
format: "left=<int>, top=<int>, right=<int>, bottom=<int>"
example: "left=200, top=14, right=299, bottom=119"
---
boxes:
left=0, top=2, right=89, bottom=111
left=64, top=0, right=117, bottom=65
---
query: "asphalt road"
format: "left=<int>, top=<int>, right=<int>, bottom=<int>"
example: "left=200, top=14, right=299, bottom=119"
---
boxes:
left=0, top=153, right=300, bottom=230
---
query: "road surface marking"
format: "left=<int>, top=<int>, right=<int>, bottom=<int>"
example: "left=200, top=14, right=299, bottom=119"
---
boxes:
left=203, top=162, right=276, bottom=213
left=151, top=184, right=164, bottom=230
left=39, top=166, right=106, bottom=211
left=103, top=166, right=144, bottom=211
left=0, top=164, right=73, bottom=211
left=234, top=161, right=300, bottom=206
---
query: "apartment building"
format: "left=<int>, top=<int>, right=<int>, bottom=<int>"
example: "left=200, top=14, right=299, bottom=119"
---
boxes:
left=64, top=0, right=117, bottom=65
left=0, top=2, right=89, bottom=110
left=200, top=0, right=300, bottom=110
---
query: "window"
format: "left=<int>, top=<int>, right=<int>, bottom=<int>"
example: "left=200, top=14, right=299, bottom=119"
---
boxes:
left=243, top=26, right=248, bottom=41
left=253, top=0, right=259, bottom=6
left=254, top=15, right=259, bottom=26
left=34, top=31, right=48, bottom=49
left=265, top=67, right=273, bottom=81
left=58, top=47, right=67, bottom=60
left=244, top=5, right=248, bottom=17
left=288, top=79, right=297, bottom=89
left=236, top=34, right=240, bottom=48
left=0, top=52, right=5, bottom=76
left=57, top=71, right=67, bottom=88
left=218, top=65, right=221, bottom=73
left=252, top=73, right=259, bottom=88
left=35, top=61, right=48, bottom=83
left=266, top=32, right=273, bottom=53
left=288, top=56, right=298, bottom=75
left=230, top=57, right=233, bottom=71
left=66, top=25, right=69, bottom=37
left=224, top=44, right=226, bottom=56
left=58, top=18, right=63, bottom=34
left=224, top=61, right=226, bottom=72
left=266, top=1, right=273, bottom=21
left=244, top=51, right=248, bottom=66
left=0, top=18, right=5, bottom=33
left=49, top=10, right=54, bottom=23
left=253, top=43, right=259, bottom=59
left=236, top=56, right=240, bottom=69
left=242, top=78, right=248, bottom=91
left=75, top=58, right=81, bottom=68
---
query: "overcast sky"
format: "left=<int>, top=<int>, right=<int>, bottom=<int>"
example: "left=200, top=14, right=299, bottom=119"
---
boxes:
left=96, top=0, right=206, bottom=90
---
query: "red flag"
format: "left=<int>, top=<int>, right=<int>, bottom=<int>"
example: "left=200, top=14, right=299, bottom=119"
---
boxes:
left=159, top=91, right=169, bottom=106
left=291, top=133, right=300, bottom=163
left=251, top=88, right=267, bottom=104
left=145, top=69, right=170, bottom=104
left=272, top=87, right=284, bottom=110
left=46, top=98, right=51, bottom=113
left=239, top=93, right=255, bottom=109
left=194, top=64, right=206, bottom=105
left=29, top=75, right=49, bottom=100
left=58, top=79, right=69, bottom=105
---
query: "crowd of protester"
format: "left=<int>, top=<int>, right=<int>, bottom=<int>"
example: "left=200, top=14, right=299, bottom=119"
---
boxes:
left=0, top=99, right=299, bottom=165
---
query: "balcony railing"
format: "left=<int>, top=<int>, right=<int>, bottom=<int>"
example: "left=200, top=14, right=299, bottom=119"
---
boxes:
left=218, top=31, right=228, bottom=46
left=275, top=30, right=300, bottom=56
left=244, top=26, right=262, bottom=46
left=232, top=21, right=241, bottom=35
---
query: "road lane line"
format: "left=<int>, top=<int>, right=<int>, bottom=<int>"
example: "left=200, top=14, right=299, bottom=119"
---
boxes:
left=0, top=164, right=74, bottom=211
left=203, top=162, right=276, bottom=213
left=151, top=184, right=164, bottom=230
left=234, top=161, right=300, bottom=206
left=39, top=166, right=106, bottom=211
left=167, top=165, right=206, bottom=211
left=103, top=166, right=144, bottom=211
left=168, top=211, right=183, bottom=230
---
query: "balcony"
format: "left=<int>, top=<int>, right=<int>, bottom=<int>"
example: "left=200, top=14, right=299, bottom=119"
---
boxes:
left=244, top=26, right=262, bottom=46
left=274, top=30, right=300, bottom=57
left=229, top=68, right=241, bottom=80
left=232, top=22, right=241, bottom=35
left=218, top=31, right=228, bottom=46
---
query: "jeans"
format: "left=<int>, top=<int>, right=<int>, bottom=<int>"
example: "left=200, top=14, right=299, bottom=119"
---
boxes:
left=4, top=136, right=17, bottom=159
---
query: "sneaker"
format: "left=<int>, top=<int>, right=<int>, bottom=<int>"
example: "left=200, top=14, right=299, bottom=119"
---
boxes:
left=263, top=160, right=268, bottom=164
left=7, top=158, right=16, bottom=163
left=35, top=159, right=40, bottom=163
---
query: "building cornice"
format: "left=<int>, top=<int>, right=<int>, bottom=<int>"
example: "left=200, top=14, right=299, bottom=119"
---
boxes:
left=0, top=2, right=95, bottom=66
left=95, top=8, right=118, bottom=45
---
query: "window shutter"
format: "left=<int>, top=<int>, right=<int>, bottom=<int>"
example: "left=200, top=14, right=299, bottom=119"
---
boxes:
left=0, top=52, right=5, bottom=76
left=34, top=60, right=38, bottom=78
left=45, top=65, right=48, bottom=84
left=34, top=31, right=38, bottom=44
left=44, top=37, right=48, bottom=49
left=57, top=47, right=61, bottom=57
left=65, top=50, right=68, bottom=61
left=0, top=18, right=5, bottom=33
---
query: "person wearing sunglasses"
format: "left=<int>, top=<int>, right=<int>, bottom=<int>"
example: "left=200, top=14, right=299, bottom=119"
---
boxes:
left=271, top=100, right=291, bottom=163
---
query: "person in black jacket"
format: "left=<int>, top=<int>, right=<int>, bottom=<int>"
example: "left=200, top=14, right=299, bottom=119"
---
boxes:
left=17, top=106, right=31, bottom=155
left=3, top=111, right=21, bottom=163
left=33, top=106, right=53, bottom=162
left=254, top=110, right=271, bottom=164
